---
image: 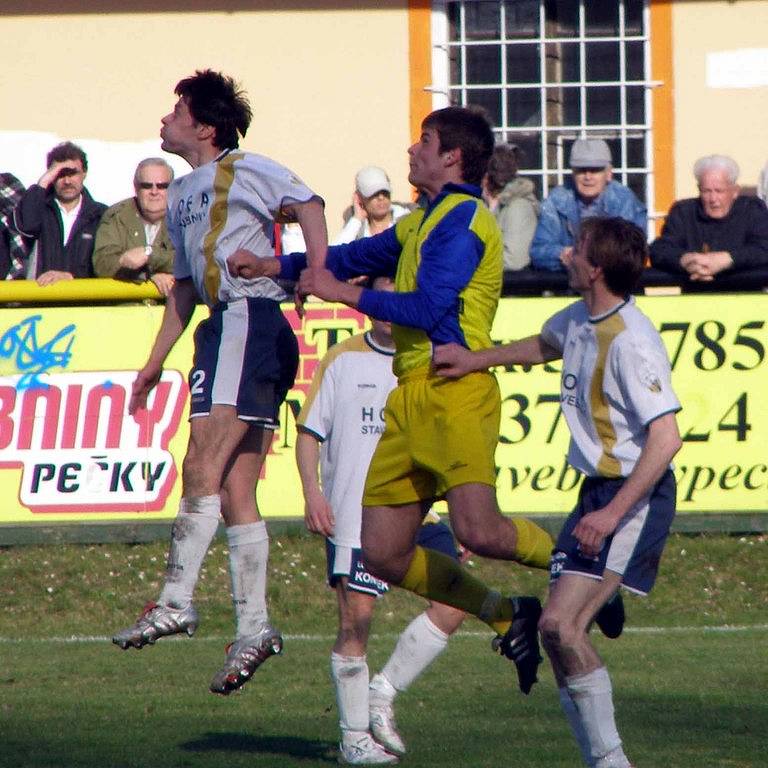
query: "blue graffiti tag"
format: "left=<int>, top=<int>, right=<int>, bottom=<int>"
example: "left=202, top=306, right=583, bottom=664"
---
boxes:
left=0, top=315, right=76, bottom=390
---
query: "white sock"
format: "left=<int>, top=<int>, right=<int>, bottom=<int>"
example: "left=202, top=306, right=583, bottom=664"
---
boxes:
left=158, top=495, right=220, bottom=607
left=567, top=667, right=628, bottom=764
left=375, top=612, right=449, bottom=695
left=559, top=687, right=597, bottom=767
left=331, top=652, right=370, bottom=736
left=226, top=521, right=270, bottom=637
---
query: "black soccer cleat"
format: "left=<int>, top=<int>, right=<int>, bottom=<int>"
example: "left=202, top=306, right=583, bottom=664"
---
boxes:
left=491, top=596, right=543, bottom=695
left=594, top=592, right=625, bottom=639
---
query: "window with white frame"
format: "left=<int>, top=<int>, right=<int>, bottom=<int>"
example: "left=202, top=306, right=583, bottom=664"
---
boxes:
left=430, top=0, right=654, bottom=222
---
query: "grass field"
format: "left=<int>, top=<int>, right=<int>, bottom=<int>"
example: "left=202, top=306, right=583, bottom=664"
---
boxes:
left=1, top=532, right=766, bottom=768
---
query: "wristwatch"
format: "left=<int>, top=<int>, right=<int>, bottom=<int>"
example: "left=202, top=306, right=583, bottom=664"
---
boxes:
left=144, top=245, right=153, bottom=256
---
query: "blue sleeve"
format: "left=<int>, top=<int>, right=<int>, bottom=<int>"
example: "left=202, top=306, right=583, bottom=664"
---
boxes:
left=530, top=198, right=568, bottom=271
left=357, top=202, right=483, bottom=336
left=279, top=226, right=401, bottom=281
left=621, top=191, right=647, bottom=232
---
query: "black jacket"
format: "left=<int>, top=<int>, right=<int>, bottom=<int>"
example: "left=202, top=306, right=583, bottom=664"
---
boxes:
left=650, top=196, right=768, bottom=274
left=14, top=184, right=107, bottom=278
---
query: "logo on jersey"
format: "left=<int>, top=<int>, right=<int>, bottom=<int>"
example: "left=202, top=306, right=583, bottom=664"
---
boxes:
left=639, top=361, right=663, bottom=393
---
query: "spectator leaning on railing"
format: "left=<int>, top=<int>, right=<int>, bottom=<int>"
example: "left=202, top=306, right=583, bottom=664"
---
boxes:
left=92, top=158, right=176, bottom=296
left=650, top=154, right=768, bottom=282
left=13, top=141, right=106, bottom=286
left=530, top=138, right=647, bottom=272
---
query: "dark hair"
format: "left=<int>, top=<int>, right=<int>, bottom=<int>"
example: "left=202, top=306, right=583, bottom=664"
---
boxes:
left=46, top=141, right=87, bottom=171
left=579, top=217, right=647, bottom=295
left=174, top=69, right=252, bottom=150
left=485, top=144, right=521, bottom=196
left=422, top=106, right=495, bottom=186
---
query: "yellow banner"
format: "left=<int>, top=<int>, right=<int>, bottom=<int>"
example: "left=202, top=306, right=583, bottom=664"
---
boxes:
left=0, top=294, right=765, bottom=523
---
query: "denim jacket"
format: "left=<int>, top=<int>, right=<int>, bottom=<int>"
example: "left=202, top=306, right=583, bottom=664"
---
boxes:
left=530, top=180, right=647, bottom=271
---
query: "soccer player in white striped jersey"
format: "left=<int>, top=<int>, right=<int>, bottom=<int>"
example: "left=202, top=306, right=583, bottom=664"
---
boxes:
left=433, top=217, right=682, bottom=768
left=296, top=277, right=466, bottom=765
left=112, top=70, right=328, bottom=696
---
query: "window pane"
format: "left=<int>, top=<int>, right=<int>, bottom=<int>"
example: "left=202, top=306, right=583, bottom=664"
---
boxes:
left=506, top=43, right=540, bottom=84
left=544, top=0, right=578, bottom=37
left=450, top=47, right=463, bottom=85
left=626, top=41, right=645, bottom=81
left=504, top=0, right=539, bottom=39
left=626, top=173, right=646, bottom=203
left=547, top=86, right=581, bottom=126
left=448, top=2, right=461, bottom=42
left=510, top=133, right=543, bottom=173
left=464, top=1, right=501, bottom=41
left=626, top=136, right=646, bottom=168
left=626, top=85, right=645, bottom=124
left=550, top=42, right=580, bottom=84
left=507, top=88, right=542, bottom=127
left=468, top=89, right=502, bottom=127
left=466, top=44, right=502, bottom=84
left=585, top=0, right=620, bottom=36
left=604, top=137, right=622, bottom=169
left=586, top=41, right=620, bottom=82
left=625, top=0, right=644, bottom=35
left=587, top=86, right=620, bottom=124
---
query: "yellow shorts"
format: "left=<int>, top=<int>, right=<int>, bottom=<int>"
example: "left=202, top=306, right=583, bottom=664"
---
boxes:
left=362, top=368, right=500, bottom=507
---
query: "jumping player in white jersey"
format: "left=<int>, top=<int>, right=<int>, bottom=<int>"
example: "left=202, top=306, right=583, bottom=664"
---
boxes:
left=296, top=277, right=465, bottom=765
left=434, top=217, right=682, bottom=768
left=112, top=69, right=328, bottom=696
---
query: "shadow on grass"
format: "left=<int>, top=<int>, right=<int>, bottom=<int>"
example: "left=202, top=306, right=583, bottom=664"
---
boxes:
left=181, top=732, right=337, bottom=762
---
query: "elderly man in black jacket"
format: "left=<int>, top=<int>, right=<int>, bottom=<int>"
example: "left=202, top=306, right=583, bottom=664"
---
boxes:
left=14, top=141, right=106, bottom=285
left=650, top=154, right=768, bottom=282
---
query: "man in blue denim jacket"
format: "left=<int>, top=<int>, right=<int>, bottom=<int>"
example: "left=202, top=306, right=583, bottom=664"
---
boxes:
left=530, top=139, right=647, bottom=272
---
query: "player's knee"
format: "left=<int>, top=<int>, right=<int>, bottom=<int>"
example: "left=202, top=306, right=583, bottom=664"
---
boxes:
left=540, top=609, right=579, bottom=653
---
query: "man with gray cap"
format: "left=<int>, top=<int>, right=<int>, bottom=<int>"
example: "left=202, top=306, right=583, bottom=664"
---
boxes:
left=333, top=166, right=411, bottom=245
left=530, top=138, right=646, bottom=272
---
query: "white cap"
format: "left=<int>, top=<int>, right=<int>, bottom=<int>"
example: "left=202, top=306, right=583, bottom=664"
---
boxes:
left=355, top=166, right=391, bottom=197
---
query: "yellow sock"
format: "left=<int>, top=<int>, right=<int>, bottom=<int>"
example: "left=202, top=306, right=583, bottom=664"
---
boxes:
left=399, top=545, right=512, bottom=634
left=512, top=517, right=554, bottom=570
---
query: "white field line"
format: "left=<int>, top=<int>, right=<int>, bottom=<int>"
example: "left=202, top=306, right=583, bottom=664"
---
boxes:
left=0, top=624, right=766, bottom=645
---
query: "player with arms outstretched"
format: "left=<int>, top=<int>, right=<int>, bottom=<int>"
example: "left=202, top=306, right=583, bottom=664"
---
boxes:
left=112, top=70, right=328, bottom=696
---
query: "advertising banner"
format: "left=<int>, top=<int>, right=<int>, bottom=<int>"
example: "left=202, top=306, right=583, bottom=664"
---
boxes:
left=0, top=294, right=766, bottom=523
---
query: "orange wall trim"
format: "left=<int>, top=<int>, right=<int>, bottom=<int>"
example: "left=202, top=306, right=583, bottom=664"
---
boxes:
left=408, top=0, right=433, bottom=142
left=651, top=0, right=675, bottom=231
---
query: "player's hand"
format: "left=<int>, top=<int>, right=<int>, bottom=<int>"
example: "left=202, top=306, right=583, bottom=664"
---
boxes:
left=432, top=343, right=477, bottom=378
left=304, top=490, right=334, bottom=537
left=298, top=267, right=343, bottom=302
left=150, top=272, right=175, bottom=297
left=36, top=270, right=74, bottom=286
left=129, top=362, right=163, bottom=415
left=226, top=249, right=280, bottom=280
left=573, top=507, right=619, bottom=558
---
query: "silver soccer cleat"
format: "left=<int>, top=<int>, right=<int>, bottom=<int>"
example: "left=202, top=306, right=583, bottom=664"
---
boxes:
left=338, top=733, right=399, bottom=765
left=369, top=701, right=405, bottom=757
left=209, top=623, right=283, bottom=695
left=112, top=601, right=199, bottom=650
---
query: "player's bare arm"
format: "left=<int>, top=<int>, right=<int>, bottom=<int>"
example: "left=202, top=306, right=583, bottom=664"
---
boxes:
left=574, top=412, right=682, bottom=556
left=226, top=250, right=280, bottom=280
left=285, top=198, right=328, bottom=269
left=295, top=430, right=335, bottom=537
left=433, top=335, right=560, bottom=378
left=129, top=277, right=198, bottom=414
left=298, top=266, right=364, bottom=308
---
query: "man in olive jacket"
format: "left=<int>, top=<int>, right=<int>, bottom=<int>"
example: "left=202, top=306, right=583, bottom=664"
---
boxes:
left=93, top=158, right=176, bottom=295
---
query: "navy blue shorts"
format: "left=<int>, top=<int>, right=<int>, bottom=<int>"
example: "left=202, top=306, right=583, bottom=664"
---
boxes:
left=326, top=520, right=459, bottom=596
left=550, top=470, right=676, bottom=595
left=188, top=297, right=299, bottom=426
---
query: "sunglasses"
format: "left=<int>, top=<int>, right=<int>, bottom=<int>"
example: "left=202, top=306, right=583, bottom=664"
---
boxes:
left=137, top=182, right=170, bottom=190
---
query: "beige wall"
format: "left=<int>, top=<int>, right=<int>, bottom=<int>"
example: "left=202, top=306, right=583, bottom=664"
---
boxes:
left=672, top=0, right=768, bottom=198
left=0, top=2, right=413, bottom=228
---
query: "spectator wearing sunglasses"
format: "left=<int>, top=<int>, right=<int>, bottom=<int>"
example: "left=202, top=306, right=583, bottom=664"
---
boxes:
left=93, top=158, right=176, bottom=295
left=14, top=141, right=107, bottom=285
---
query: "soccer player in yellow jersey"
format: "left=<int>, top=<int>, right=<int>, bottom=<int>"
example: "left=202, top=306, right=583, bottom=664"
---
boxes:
left=229, top=107, right=554, bottom=694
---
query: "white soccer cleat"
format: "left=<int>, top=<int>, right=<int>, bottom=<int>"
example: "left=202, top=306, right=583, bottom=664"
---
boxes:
left=112, top=601, right=198, bottom=650
left=369, top=701, right=405, bottom=757
left=338, top=733, right=399, bottom=765
left=209, top=623, right=283, bottom=695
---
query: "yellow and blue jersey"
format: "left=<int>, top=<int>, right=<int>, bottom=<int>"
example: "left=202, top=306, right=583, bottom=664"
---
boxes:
left=282, top=183, right=503, bottom=377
